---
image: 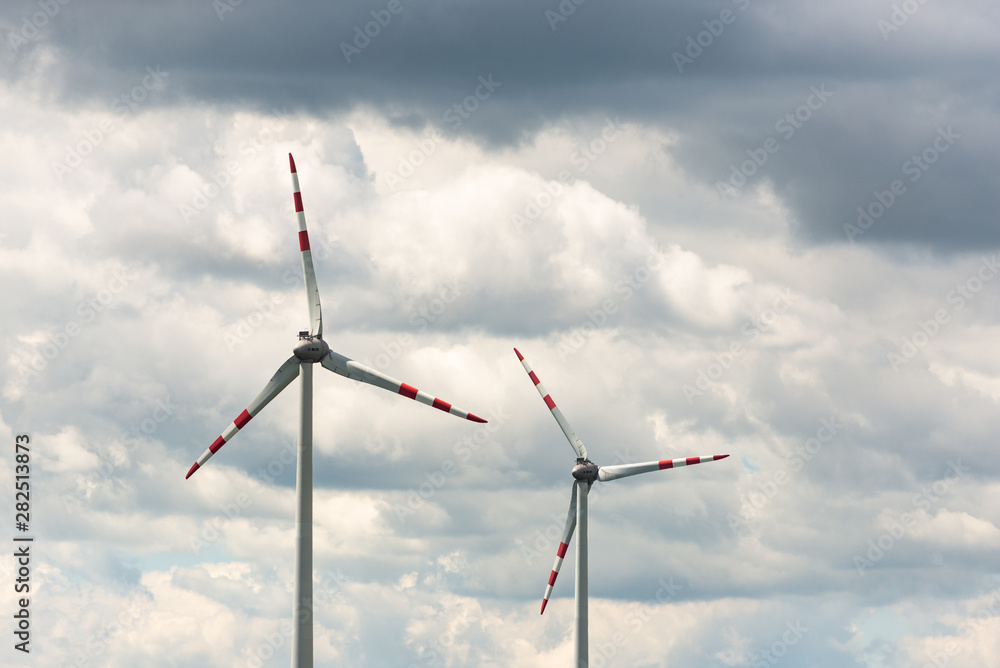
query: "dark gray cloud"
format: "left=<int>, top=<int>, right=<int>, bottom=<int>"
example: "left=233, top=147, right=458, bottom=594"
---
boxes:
left=5, top=0, right=999, bottom=250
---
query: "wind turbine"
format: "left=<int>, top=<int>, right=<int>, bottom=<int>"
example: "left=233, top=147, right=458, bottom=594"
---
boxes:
left=513, top=348, right=727, bottom=668
left=185, top=154, right=487, bottom=668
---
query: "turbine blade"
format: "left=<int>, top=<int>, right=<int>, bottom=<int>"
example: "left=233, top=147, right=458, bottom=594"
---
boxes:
left=186, top=356, right=301, bottom=478
left=541, top=483, right=579, bottom=615
left=597, top=454, right=729, bottom=482
left=513, top=348, right=587, bottom=460
left=290, top=153, right=323, bottom=338
left=320, top=351, right=486, bottom=423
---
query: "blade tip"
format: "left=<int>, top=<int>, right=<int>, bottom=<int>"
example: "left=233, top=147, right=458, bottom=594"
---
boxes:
left=468, top=413, right=487, bottom=424
left=718, top=454, right=730, bottom=460
left=289, top=153, right=297, bottom=173
left=513, top=347, right=524, bottom=361
left=185, top=462, right=200, bottom=479
left=540, top=600, right=547, bottom=615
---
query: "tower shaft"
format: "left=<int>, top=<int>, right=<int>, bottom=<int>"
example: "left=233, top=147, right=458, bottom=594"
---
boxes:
left=574, top=480, right=589, bottom=668
left=292, top=361, right=314, bottom=667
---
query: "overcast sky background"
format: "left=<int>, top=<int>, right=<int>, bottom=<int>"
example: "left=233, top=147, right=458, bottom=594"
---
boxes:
left=2, top=1, right=999, bottom=666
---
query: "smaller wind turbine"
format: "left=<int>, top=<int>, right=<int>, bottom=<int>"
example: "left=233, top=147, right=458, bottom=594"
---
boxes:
left=514, top=348, right=728, bottom=668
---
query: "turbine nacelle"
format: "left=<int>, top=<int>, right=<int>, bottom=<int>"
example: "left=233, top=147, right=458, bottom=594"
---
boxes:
left=571, top=460, right=600, bottom=482
left=294, top=331, right=329, bottom=363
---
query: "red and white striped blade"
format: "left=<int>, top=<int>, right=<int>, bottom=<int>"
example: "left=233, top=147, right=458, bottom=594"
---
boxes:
left=514, top=348, right=587, bottom=460
left=320, top=351, right=486, bottom=423
left=541, top=483, right=579, bottom=615
left=597, top=454, right=729, bottom=482
left=185, top=356, right=301, bottom=479
left=290, top=154, right=323, bottom=339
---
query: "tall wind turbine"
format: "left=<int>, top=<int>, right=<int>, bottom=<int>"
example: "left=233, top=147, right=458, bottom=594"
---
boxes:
left=185, top=154, right=487, bottom=668
left=514, top=348, right=727, bottom=668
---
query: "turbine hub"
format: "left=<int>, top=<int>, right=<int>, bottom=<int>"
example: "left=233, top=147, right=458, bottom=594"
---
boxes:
left=571, top=460, right=599, bottom=482
left=293, top=333, right=329, bottom=362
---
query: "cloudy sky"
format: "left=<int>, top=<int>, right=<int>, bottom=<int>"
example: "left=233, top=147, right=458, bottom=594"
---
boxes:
left=2, top=0, right=1000, bottom=666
